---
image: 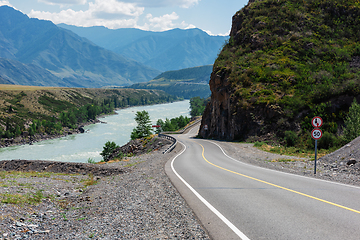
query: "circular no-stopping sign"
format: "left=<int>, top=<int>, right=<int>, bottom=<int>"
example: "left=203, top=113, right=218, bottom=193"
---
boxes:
left=311, top=116, right=323, bottom=128
left=311, top=128, right=323, bottom=140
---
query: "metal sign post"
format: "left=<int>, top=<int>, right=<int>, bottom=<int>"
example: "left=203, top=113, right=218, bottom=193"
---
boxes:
left=311, top=117, right=323, bottom=174
left=314, top=140, right=318, bottom=174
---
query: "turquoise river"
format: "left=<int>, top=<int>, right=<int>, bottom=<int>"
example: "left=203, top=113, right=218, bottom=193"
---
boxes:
left=0, top=100, right=190, bottom=163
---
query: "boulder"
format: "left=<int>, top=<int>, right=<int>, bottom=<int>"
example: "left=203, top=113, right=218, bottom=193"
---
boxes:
left=347, top=159, right=357, bottom=165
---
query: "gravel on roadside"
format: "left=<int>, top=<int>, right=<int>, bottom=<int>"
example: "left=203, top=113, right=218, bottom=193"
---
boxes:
left=0, top=143, right=210, bottom=240
left=214, top=138, right=360, bottom=187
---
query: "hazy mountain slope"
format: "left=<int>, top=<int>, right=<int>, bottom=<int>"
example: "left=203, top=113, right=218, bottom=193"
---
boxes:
left=58, top=24, right=228, bottom=71
left=57, top=24, right=149, bottom=51
left=0, top=6, right=160, bottom=87
left=199, top=0, right=360, bottom=143
left=0, top=58, right=67, bottom=86
left=128, top=65, right=212, bottom=98
left=141, top=34, right=225, bottom=71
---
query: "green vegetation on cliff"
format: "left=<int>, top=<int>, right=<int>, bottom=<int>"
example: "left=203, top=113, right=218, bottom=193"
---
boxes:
left=209, top=0, right=360, bottom=148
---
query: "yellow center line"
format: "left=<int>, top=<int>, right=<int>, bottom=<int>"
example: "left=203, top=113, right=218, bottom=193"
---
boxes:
left=198, top=143, right=360, bottom=214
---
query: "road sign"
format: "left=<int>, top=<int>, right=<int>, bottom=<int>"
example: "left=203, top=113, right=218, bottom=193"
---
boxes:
left=311, top=128, right=323, bottom=140
left=311, top=116, right=323, bottom=128
left=152, top=125, right=161, bottom=128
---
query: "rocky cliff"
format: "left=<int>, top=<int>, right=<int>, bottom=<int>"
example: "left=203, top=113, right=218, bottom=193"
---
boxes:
left=199, top=0, right=360, bottom=143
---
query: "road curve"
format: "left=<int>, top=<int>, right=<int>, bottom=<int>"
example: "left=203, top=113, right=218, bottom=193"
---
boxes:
left=165, top=127, right=360, bottom=240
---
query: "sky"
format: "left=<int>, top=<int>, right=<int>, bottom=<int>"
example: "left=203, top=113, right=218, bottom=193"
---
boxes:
left=0, top=0, right=248, bottom=36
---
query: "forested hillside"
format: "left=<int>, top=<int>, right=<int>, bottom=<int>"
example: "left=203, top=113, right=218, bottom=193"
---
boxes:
left=128, top=65, right=212, bottom=99
left=200, top=0, right=360, bottom=149
left=0, top=85, right=176, bottom=146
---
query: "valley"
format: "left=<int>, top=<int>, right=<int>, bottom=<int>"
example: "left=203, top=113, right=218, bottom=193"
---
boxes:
left=0, top=85, right=178, bottom=148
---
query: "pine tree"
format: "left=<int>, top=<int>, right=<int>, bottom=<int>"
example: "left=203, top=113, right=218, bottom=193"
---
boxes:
left=130, top=110, right=152, bottom=140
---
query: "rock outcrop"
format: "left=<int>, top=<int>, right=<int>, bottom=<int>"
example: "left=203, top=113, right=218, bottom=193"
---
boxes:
left=199, top=0, right=360, bottom=142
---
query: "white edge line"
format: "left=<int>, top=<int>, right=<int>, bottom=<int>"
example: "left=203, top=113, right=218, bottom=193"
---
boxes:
left=171, top=141, right=251, bottom=240
left=206, top=140, right=360, bottom=190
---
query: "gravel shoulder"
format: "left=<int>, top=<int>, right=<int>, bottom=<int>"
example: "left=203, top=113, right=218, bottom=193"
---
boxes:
left=0, top=143, right=210, bottom=240
left=213, top=138, right=360, bottom=187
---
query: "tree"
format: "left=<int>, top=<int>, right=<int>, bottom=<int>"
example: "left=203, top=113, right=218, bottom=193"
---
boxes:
left=100, top=141, right=119, bottom=162
left=131, top=110, right=152, bottom=140
left=15, top=125, right=21, bottom=137
left=155, top=119, right=164, bottom=134
left=343, top=98, right=360, bottom=142
left=190, top=97, right=208, bottom=117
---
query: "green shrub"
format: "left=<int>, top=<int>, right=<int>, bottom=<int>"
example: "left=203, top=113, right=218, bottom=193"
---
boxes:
left=87, top=158, right=96, bottom=164
left=100, top=141, right=119, bottom=162
left=317, top=132, right=335, bottom=149
left=254, top=141, right=266, bottom=147
left=343, top=98, right=360, bottom=143
left=284, top=131, right=298, bottom=147
left=116, top=151, right=124, bottom=160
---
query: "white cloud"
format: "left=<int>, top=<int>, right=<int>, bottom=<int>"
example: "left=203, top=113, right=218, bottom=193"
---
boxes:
left=38, top=0, right=87, bottom=6
left=0, top=0, right=12, bottom=7
left=139, top=12, right=195, bottom=31
left=143, top=12, right=179, bottom=31
left=29, top=0, right=196, bottom=32
left=29, top=0, right=144, bottom=28
left=204, top=29, right=230, bottom=36
left=89, top=0, right=143, bottom=18
left=119, top=0, right=200, bottom=8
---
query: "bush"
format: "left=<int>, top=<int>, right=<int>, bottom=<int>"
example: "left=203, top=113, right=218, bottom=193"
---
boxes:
left=284, top=131, right=298, bottom=147
left=100, top=141, right=119, bottom=162
left=254, top=141, right=266, bottom=147
left=317, top=132, right=335, bottom=149
left=343, top=98, right=360, bottom=143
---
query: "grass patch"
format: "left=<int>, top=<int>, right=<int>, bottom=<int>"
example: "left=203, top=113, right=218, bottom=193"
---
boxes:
left=0, top=190, right=45, bottom=206
left=0, top=171, right=78, bottom=180
left=253, top=141, right=332, bottom=158
left=124, top=161, right=144, bottom=168
left=82, top=174, right=98, bottom=187
left=271, top=158, right=298, bottom=163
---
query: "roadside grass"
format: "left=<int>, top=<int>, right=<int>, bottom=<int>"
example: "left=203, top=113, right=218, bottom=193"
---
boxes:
left=0, top=190, right=45, bottom=206
left=124, top=161, right=144, bottom=168
left=0, top=171, right=60, bottom=179
left=81, top=173, right=98, bottom=187
left=0, top=170, right=87, bottom=206
left=253, top=141, right=334, bottom=159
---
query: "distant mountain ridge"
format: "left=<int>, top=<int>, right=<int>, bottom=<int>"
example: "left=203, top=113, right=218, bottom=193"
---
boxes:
left=127, top=65, right=212, bottom=99
left=58, top=24, right=229, bottom=72
left=0, top=6, right=160, bottom=88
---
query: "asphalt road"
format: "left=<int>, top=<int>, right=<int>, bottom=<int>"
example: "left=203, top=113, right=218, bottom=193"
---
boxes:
left=165, top=127, right=360, bottom=240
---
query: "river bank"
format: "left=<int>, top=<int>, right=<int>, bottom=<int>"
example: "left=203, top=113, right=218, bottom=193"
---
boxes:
left=0, top=118, right=105, bottom=149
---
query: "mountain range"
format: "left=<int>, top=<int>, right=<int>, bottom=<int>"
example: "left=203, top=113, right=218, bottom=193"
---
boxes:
left=0, top=5, right=228, bottom=90
left=58, top=24, right=228, bottom=72
left=0, top=6, right=159, bottom=88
